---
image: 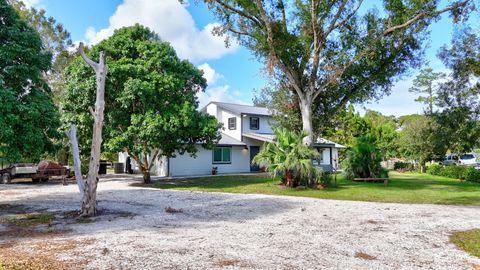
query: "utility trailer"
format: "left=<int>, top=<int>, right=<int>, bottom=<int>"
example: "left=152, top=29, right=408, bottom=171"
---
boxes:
left=0, top=161, right=70, bottom=184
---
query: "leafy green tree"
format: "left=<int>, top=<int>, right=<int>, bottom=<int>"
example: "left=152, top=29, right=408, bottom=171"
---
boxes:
left=343, top=134, right=385, bottom=179
left=363, top=110, right=399, bottom=160
left=253, top=128, right=320, bottom=187
left=9, top=0, right=73, bottom=101
left=323, top=105, right=369, bottom=147
left=205, top=0, right=472, bottom=143
left=0, top=0, right=60, bottom=163
left=62, top=25, right=220, bottom=183
left=398, top=115, right=445, bottom=172
left=409, top=68, right=444, bottom=115
left=434, top=27, right=480, bottom=154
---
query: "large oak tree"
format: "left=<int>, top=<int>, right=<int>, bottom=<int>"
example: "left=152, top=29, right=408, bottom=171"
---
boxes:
left=205, top=0, right=473, bottom=143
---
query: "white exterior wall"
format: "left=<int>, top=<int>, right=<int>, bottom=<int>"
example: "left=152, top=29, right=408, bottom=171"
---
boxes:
left=118, top=152, right=139, bottom=172
left=168, top=145, right=250, bottom=177
left=205, top=103, right=217, bottom=118
left=218, top=108, right=242, bottom=141
left=242, top=114, right=273, bottom=134
left=321, top=149, right=331, bottom=165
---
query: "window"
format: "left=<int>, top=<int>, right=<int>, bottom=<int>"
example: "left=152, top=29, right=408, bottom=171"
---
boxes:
left=250, top=117, right=259, bottom=130
left=213, top=147, right=231, bottom=164
left=228, top=117, right=236, bottom=130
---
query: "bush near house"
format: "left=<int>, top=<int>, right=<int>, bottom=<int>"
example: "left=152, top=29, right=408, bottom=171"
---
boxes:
left=394, top=161, right=415, bottom=172
left=343, top=134, right=388, bottom=179
left=426, top=164, right=443, bottom=175
left=426, top=164, right=480, bottom=182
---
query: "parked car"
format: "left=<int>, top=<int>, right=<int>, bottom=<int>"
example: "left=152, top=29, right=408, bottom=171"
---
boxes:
left=440, top=154, right=477, bottom=166
left=0, top=161, right=70, bottom=184
left=458, top=154, right=478, bottom=166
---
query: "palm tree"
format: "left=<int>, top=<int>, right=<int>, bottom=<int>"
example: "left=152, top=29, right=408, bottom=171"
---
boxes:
left=253, top=128, right=320, bottom=187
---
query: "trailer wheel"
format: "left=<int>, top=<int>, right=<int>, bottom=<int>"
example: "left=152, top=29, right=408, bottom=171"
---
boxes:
left=1, top=174, right=11, bottom=184
left=32, top=178, right=40, bottom=183
left=41, top=178, right=49, bottom=182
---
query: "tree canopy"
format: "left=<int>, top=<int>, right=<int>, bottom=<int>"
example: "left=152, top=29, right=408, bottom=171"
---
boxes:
left=62, top=24, right=220, bottom=182
left=0, top=0, right=60, bottom=163
left=9, top=0, right=73, bottom=101
left=434, top=27, right=480, bottom=154
left=205, top=0, right=473, bottom=143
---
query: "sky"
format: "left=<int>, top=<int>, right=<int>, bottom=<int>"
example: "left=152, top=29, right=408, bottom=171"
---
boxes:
left=22, top=0, right=479, bottom=117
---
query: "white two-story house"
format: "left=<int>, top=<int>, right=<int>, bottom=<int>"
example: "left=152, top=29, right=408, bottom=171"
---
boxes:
left=119, top=102, right=345, bottom=177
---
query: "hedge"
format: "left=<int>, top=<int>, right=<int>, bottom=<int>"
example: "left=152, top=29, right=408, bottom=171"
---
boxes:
left=426, top=164, right=480, bottom=182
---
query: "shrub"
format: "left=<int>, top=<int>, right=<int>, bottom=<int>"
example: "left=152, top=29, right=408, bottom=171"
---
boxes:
left=394, top=161, right=414, bottom=171
left=318, top=171, right=332, bottom=187
left=439, top=165, right=467, bottom=180
left=380, top=168, right=389, bottom=178
left=427, top=164, right=443, bottom=175
left=463, top=167, right=480, bottom=183
left=344, top=134, right=383, bottom=178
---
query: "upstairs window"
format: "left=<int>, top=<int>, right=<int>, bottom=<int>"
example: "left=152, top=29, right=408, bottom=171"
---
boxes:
left=250, top=117, right=259, bottom=130
left=228, top=117, right=236, bottom=130
left=213, top=147, right=231, bottom=164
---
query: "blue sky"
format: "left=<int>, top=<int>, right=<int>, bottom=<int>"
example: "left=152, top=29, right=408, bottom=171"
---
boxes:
left=24, top=0, right=478, bottom=117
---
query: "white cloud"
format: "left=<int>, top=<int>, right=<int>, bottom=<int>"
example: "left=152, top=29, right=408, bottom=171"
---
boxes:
left=198, top=63, right=223, bottom=86
left=197, top=85, right=249, bottom=108
left=84, top=0, right=238, bottom=62
left=357, top=79, right=422, bottom=116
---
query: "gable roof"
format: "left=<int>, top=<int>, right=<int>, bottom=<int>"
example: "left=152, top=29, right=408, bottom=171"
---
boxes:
left=204, top=101, right=271, bottom=116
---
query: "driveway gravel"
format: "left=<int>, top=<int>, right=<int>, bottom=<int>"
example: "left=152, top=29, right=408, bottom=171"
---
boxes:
left=1, top=176, right=479, bottom=269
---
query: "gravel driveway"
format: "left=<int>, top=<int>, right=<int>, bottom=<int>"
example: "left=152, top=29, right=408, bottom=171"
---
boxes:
left=1, top=176, right=479, bottom=270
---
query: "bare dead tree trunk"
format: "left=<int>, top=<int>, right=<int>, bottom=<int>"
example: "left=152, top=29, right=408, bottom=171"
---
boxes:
left=78, top=42, right=108, bottom=217
left=66, top=124, right=85, bottom=199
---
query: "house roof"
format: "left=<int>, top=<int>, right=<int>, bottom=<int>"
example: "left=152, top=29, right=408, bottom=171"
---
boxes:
left=243, top=133, right=346, bottom=149
left=243, top=133, right=275, bottom=142
left=316, top=138, right=347, bottom=149
left=218, top=133, right=246, bottom=146
left=205, top=101, right=271, bottom=116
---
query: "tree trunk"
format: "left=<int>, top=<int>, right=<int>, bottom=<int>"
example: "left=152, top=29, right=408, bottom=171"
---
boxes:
left=285, top=169, right=294, bottom=187
left=299, top=95, right=314, bottom=145
left=142, top=169, right=151, bottom=184
left=66, top=124, right=85, bottom=199
left=78, top=42, right=107, bottom=217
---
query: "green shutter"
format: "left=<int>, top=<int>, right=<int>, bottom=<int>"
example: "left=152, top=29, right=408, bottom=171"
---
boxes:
left=213, top=148, right=222, bottom=162
left=222, top=148, right=231, bottom=162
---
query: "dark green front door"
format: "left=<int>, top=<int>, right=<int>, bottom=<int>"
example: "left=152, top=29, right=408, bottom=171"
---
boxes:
left=250, top=146, right=260, bottom=172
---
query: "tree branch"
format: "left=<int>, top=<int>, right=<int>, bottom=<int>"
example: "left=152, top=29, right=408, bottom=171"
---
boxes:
left=382, top=0, right=470, bottom=35
left=327, top=0, right=363, bottom=36
left=78, top=42, right=98, bottom=70
left=325, top=0, right=348, bottom=35
left=210, top=0, right=263, bottom=28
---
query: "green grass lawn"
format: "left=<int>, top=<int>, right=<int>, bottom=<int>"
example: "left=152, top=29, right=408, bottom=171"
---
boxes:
left=150, top=171, right=480, bottom=205
left=450, top=229, right=480, bottom=258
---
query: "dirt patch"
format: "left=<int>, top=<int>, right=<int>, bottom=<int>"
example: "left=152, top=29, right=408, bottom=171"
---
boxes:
left=213, top=258, right=252, bottom=268
left=165, top=207, right=183, bottom=214
left=355, top=251, right=377, bottom=261
left=0, top=191, right=22, bottom=196
left=0, top=238, right=95, bottom=270
left=365, top=220, right=380, bottom=224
